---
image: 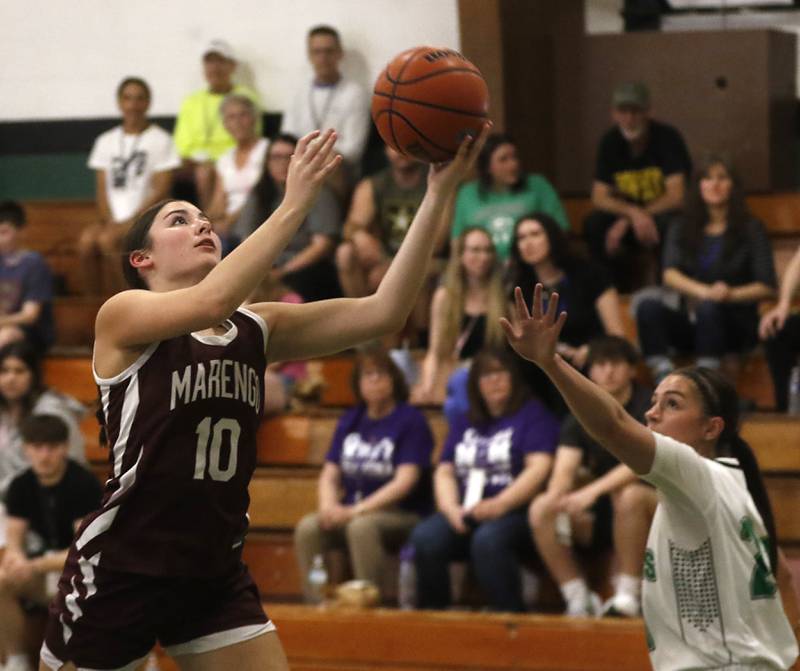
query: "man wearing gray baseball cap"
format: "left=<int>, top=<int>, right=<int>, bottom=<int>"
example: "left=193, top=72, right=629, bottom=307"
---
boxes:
left=583, top=81, right=691, bottom=292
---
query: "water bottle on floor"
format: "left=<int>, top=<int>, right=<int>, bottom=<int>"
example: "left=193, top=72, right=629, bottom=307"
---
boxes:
left=398, top=544, right=416, bottom=610
left=789, top=366, right=800, bottom=416
left=308, top=554, right=328, bottom=604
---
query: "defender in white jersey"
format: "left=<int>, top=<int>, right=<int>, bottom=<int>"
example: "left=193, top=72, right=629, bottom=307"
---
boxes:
left=501, top=284, right=799, bottom=670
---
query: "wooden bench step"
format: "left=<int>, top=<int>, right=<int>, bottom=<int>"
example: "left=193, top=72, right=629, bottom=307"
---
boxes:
left=269, top=604, right=650, bottom=671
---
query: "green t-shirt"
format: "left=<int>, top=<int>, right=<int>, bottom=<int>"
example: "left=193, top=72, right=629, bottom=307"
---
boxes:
left=173, top=84, right=262, bottom=161
left=450, top=174, right=569, bottom=261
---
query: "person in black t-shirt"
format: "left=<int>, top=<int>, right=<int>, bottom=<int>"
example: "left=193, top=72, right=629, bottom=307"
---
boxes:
left=0, top=414, right=101, bottom=670
left=583, top=82, right=692, bottom=291
left=529, top=337, right=656, bottom=617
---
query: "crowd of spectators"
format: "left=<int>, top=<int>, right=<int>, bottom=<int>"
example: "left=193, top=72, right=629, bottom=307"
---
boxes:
left=2, top=25, right=800, bottom=657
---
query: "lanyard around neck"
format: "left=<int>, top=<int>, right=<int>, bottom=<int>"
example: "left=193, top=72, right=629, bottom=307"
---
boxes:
left=309, top=81, right=339, bottom=129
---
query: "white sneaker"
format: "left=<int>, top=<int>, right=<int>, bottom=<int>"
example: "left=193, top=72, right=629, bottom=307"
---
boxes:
left=565, top=591, right=602, bottom=617
left=602, top=592, right=640, bottom=617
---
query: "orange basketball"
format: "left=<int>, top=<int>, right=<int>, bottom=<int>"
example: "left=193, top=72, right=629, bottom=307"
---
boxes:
left=371, top=46, right=490, bottom=163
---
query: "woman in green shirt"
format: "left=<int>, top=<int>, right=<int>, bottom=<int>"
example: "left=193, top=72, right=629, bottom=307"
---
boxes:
left=450, top=133, right=569, bottom=262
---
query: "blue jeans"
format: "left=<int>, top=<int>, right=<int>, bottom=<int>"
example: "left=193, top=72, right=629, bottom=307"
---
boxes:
left=636, top=297, right=758, bottom=358
left=443, top=365, right=470, bottom=429
left=410, top=509, right=533, bottom=612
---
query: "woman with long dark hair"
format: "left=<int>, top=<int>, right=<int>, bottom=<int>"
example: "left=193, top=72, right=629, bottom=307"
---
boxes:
left=0, top=342, right=85, bottom=499
left=450, top=133, right=569, bottom=262
left=411, top=348, right=558, bottom=612
left=636, top=156, right=776, bottom=383
left=38, top=126, right=488, bottom=671
left=503, top=283, right=798, bottom=669
left=507, top=212, right=625, bottom=370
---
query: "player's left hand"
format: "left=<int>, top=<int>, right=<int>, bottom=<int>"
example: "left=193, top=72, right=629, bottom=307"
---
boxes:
left=427, top=122, right=492, bottom=196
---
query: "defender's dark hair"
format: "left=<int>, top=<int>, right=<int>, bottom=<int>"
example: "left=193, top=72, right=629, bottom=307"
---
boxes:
left=121, top=198, right=176, bottom=289
left=674, top=366, right=778, bottom=571
left=476, top=133, right=524, bottom=197
left=586, top=335, right=640, bottom=369
left=308, top=25, right=341, bottom=45
left=116, top=76, right=151, bottom=101
left=0, top=200, right=26, bottom=228
left=349, top=344, right=409, bottom=405
left=466, top=348, right=529, bottom=426
left=0, top=342, right=45, bottom=416
left=20, top=413, right=69, bottom=446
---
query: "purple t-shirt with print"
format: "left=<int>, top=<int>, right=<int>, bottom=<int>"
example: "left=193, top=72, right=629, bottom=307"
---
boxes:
left=326, top=403, right=434, bottom=513
left=440, top=398, right=558, bottom=500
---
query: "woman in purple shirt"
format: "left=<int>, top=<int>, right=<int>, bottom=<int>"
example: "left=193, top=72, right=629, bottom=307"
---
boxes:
left=294, top=346, right=434, bottom=602
left=411, top=348, right=557, bottom=612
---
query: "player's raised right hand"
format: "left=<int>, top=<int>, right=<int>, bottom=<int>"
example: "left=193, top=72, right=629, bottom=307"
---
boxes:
left=500, top=284, right=567, bottom=370
left=283, top=129, right=342, bottom=213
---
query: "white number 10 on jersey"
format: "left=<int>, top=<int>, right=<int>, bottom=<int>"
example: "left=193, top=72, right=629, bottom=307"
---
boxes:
left=194, top=417, right=241, bottom=482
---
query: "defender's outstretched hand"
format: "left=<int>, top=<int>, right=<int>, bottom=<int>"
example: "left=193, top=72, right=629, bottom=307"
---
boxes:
left=283, top=129, right=342, bottom=212
left=427, top=122, right=492, bottom=196
left=500, top=284, right=567, bottom=369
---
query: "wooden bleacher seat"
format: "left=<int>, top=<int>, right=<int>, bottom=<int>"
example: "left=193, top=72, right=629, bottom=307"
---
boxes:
left=268, top=604, right=650, bottom=671
left=562, top=193, right=800, bottom=238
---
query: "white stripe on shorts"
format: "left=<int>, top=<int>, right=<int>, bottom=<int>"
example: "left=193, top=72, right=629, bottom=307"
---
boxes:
left=163, top=621, right=275, bottom=657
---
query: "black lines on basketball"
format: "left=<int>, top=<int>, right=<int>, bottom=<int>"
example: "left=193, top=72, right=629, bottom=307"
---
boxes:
left=385, top=67, right=483, bottom=86
left=372, top=90, right=488, bottom=119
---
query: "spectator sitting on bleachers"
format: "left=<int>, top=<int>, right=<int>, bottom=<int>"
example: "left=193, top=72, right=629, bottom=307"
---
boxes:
left=508, top=212, right=625, bottom=370
left=636, top=156, right=776, bottom=385
left=411, top=348, right=557, bottom=613
left=0, top=202, right=54, bottom=354
left=583, top=81, right=691, bottom=292
left=173, top=40, right=262, bottom=209
left=336, top=145, right=427, bottom=298
left=280, top=25, right=369, bottom=200
left=0, top=342, right=86, bottom=504
left=83, top=77, right=180, bottom=297
left=529, top=336, right=656, bottom=618
left=760, top=243, right=800, bottom=412
left=206, top=94, right=269, bottom=255
left=450, top=133, right=568, bottom=263
left=414, top=228, right=507, bottom=424
left=294, top=345, right=433, bottom=604
left=0, top=414, right=102, bottom=671
left=233, top=134, right=342, bottom=302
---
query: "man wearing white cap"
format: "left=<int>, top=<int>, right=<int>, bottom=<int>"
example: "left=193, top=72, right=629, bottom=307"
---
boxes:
left=173, top=39, right=262, bottom=208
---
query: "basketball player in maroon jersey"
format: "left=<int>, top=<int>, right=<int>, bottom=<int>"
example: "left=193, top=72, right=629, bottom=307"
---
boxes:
left=39, top=125, right=489, bottom=670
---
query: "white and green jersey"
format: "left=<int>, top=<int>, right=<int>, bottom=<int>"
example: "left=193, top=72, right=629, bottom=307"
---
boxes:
left=641, top=433, right=798, bottom=670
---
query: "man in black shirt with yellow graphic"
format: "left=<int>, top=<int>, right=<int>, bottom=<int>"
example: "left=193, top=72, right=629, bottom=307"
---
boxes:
left=583, top=82, right=692, bottom=291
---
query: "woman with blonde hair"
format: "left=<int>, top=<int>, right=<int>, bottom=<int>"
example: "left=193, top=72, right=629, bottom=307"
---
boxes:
left=416, top=227, right=507, bottom=423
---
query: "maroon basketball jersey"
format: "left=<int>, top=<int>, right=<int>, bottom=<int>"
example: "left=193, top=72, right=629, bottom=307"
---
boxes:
left=74, top=308, right=267, bottom=577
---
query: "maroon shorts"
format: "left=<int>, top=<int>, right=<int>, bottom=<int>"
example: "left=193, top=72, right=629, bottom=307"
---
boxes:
left=41, top=546, right=272, bottom=670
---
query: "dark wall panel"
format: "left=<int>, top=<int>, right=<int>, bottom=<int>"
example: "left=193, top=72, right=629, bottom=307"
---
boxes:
left=555, top=29, right=797, bottom=194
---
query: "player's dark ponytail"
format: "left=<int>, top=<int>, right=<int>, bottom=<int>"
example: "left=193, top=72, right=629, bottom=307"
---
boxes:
left=676, top=366, right=778, bottom=571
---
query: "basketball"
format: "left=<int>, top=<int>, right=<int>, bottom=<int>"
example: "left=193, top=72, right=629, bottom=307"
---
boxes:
left=371, top=46, right=490, bottom=163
